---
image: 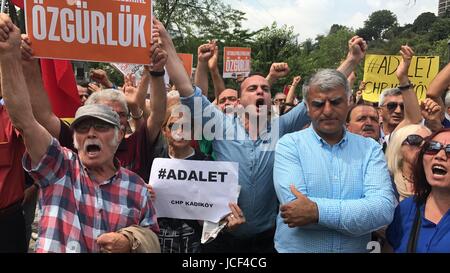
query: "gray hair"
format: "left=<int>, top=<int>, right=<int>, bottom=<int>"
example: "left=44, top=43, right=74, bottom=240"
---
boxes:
left=85, top=89, right=129, bottom=115
left=302, top=69, right=351, bottom=102
left=445, top=90, right=450, bottom=107
left=379, top=88, right=402, bottom=106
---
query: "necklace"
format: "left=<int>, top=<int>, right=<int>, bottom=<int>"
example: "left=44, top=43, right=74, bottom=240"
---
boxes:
left=402, top=173, right=414, bottom=183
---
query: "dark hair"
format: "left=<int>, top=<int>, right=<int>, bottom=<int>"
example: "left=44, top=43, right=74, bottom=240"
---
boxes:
left=413, top=128, right=450, bottom=204
left=346, top=103, right=379, bottom=123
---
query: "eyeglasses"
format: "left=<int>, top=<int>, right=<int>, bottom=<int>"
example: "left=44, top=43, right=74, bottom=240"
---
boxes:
left=383, top=102, right=404, bottom=112
left=74, top=120, right=114, bottom=133
left=402, top=134, right=424, bottom=147
left=218, top=96, right=238, bottom=104
left=311, top=98, right=344, bottom=108
left=274, top=98, right=286, bottom=103
left=425, top=141, right=450, bottom=157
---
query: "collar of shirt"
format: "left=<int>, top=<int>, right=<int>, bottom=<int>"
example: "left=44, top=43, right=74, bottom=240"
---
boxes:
left=81, top=157, right=122, bottom=186
left=309, top=126, right=348, bottom=148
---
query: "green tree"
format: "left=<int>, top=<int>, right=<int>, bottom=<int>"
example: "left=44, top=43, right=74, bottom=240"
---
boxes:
left=356, top=10, right=398, bottom=41
left=250, top=23, right=302, bottom=94
left=412, top=12, right=437, bottom=33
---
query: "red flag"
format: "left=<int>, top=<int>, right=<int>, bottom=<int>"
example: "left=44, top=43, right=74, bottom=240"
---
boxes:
left=11, top=0, right=24, bottom=8
left=40, top=59, right=80, bottom=118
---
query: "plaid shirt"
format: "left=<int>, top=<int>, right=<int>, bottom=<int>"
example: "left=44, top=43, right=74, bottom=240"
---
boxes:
left=23, top=138, right=159, bottom=253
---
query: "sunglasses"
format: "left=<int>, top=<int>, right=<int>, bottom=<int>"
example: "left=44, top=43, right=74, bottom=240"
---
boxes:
left=402, top=134, right=424, bottom=147
left=74, top=120, right=114, bottom=133
left=425, top=141, right=450, bottom=156
left=383, top=102, right=404, bottom=112
left=311, top=98, right=344, bottom=108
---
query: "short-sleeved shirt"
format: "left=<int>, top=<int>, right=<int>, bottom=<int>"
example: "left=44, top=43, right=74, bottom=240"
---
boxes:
left=386, top=197, right=450, bottom=253
left=23, top=138, right=159, bottom=253
left=59, top=120, right=158, bottom=182
left=0, top=105, right=25, bottom=209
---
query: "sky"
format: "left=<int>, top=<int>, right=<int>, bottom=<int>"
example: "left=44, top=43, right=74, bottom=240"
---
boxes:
left=223, top=0, right=438, bottom=42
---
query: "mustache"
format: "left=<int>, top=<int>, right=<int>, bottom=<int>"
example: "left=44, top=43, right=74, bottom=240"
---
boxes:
left=362, top=125, right=375, bottom=132
left=83, top=139, right=103, bottom=151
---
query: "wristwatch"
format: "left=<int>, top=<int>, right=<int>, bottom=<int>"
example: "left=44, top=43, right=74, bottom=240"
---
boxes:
left=150, top=70, right=165, bottom=77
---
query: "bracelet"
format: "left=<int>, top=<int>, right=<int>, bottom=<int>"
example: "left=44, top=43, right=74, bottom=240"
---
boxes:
left=398, top=81, right=414, bottom=91
left=130, top=109, right=144, bottom=120
left=149, top=70, right=165, bottom=77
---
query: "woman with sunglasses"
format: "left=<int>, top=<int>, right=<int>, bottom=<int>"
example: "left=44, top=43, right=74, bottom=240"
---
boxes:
left=386, top=124, right=431, bottom=201
left=386, top=128, right=450, bottom=252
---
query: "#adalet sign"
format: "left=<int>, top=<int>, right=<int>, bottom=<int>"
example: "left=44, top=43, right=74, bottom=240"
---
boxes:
left=362, top=54, right=440, bottom=103
left=24, top=0, right=152, bottom=64
left=223, top=47, right=251, bottom=79
left=149, top=158, right=239, bottom=223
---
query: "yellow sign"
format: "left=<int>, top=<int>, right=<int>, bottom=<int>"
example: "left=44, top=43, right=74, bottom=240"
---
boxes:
left=362, top=54, right=440, bottom=103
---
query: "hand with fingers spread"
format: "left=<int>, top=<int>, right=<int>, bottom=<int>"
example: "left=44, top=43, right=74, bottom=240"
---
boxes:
left=279, top=185, right=319, bottom=228
left=396, top=45, right=414, bottom=85
left=225, top=203, right=245, bottom=231
left=97, top=232, right=131, bottom=253
left=122, top=74, right=139, bottom=107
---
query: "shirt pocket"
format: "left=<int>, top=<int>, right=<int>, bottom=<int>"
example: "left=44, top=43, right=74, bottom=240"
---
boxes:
left=110, top=204, right=141, bottom=229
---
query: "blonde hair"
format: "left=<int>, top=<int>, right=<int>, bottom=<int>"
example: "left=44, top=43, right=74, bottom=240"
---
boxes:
left=386, top=124, right=431, bottom=200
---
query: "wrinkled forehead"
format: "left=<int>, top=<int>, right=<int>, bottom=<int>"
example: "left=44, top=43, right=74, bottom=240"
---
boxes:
left=383, top=94, right=403, bottom=104
left=219, top=89, right=238, bottom=100
left=240, top=75, right=269, bottom=91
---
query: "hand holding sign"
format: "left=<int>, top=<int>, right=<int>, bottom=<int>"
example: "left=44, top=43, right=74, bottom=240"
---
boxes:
left=225, top=203, right=245, bottom=231
left=396, top=45, right=415, bottom=85
left=149, top=41, right=167, bottom=72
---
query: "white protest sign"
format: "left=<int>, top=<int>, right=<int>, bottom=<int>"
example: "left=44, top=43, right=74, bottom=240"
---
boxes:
left=111, top=63, right=170, bottom=92
left=149, top=158, right=239, bottom=223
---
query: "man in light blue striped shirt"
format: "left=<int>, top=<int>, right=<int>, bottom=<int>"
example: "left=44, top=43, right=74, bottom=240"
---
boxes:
left=274, top=69, right=396, bottom=253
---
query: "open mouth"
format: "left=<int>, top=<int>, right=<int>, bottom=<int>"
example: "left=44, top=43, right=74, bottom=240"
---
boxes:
left=255, top=99, right=265, bottom=109
left=432, top=164, right=448, bottom=176
left=86, top=144, right=101, bottom=156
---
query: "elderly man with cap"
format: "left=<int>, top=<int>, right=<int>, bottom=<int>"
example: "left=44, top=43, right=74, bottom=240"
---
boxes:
left=0, top=14, right=159, bottom=253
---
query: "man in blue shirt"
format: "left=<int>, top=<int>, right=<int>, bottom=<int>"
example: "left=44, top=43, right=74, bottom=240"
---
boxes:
left=273, top=69, right=396, bottom=253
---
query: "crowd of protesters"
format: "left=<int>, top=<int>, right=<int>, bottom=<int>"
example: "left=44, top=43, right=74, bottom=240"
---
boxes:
left=0, top=12, right=449, bottom=253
